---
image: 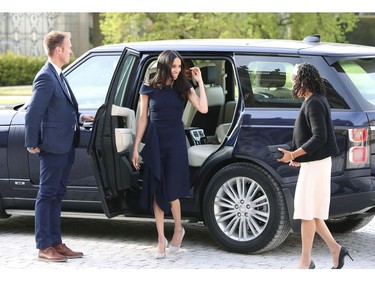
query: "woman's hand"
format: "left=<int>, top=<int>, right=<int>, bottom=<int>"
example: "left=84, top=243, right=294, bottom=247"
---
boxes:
left=132, top=150, right=140, bottom=170
left=277, top=148, right=301, bottom=167
left=187, top=66, right=208, bottom=114
left=289, top=160, right=301, bottom=167
left=190, top=67, right=203, bottom=83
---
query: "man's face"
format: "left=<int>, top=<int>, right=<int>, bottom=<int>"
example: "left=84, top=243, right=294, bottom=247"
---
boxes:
left=59, top=37, right=73, bottom=66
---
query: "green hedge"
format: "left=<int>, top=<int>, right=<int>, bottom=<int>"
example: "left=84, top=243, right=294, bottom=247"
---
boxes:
left=0, top=51, right=76, bottom=86
left=0, top=51, right=46, bottom=86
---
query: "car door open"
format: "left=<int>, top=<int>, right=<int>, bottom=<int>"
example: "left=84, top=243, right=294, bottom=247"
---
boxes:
left=87, top=50, right=140, bottom=218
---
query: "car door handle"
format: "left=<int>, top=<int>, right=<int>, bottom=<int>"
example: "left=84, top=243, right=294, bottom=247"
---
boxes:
left=82, top=121, right=93, bottom=130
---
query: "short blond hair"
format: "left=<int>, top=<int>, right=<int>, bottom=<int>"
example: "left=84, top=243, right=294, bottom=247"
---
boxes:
left=43, top=31, right=71, bottom=57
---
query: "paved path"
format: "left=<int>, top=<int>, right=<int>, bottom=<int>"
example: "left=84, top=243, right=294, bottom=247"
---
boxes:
left=0, top=214, right=374, bottom=279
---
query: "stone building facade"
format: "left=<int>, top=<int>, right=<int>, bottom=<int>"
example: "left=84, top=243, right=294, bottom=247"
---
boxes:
left=0, top=13, right=90, bottom=58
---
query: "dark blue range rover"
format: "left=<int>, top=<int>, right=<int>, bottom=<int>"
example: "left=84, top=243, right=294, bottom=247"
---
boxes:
left=1, top=35, right=374, bottom=253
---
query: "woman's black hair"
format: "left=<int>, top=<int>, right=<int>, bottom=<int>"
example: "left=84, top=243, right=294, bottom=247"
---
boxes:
left=150, top=50, right=190, bottom=101
left=292, top=62, right=326, bottom=99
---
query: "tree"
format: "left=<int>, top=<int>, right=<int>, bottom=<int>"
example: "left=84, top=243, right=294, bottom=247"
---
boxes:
left=91, top=13, right=104, bottom=47
left=99, top=13, right=358, bottom=44
left=347, top=15, right=375, bottom=46
left=288, top=13, right=358, bottom=43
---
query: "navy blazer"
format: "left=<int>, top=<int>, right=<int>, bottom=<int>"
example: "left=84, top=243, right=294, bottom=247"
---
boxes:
left=25, top=61, right=80, bottom=154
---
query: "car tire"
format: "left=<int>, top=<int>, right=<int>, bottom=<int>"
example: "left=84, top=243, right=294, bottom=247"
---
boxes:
left=0, top=195, right=11, bottom=219
left=203, top=162, right=291, bottom=254
left=326, top=215, right=374, bottom=233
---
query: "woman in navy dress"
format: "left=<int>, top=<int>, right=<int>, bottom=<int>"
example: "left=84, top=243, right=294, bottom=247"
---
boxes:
left=132, top=50, right=208, bottom=258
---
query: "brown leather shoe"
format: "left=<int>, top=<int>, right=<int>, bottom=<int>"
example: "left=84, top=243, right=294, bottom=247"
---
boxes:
left=38, top=247, right=68, bottom=262
left=53, top=243, right=84, bottom=259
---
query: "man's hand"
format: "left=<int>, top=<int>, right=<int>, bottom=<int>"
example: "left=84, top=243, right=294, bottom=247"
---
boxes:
left=82, top=114, right=95, bottom=122
left=27, top=147, right=40, bottom=154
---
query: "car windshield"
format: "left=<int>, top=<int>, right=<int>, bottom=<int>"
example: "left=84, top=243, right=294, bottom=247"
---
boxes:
left=337, top=57, right=375, bottom=110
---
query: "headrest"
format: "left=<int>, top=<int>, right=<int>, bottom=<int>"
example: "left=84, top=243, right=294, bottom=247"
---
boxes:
left=258, top=64, right=286, bottom=88
left=201, top=65, right=217, bottom=84
left=206, top=86, right=225, bottom=106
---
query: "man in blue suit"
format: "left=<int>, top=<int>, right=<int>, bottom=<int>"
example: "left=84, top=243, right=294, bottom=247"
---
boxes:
left=25, top=31, right=94, bottom=262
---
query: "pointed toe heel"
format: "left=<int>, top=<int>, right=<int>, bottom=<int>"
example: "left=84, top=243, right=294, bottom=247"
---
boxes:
left=169, top=227, right=185, bottom=253
left=332, top=246, right=354, bottom=269
left=154, top=238, right=168, bottom=259
left=309, top=260, right=315, bottom=269
left=154, top=252, right=166, bottom=259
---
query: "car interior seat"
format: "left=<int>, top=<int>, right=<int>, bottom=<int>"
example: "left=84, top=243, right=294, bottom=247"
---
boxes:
left=187, top=123, right=231, bottom=167
left=182, top=65, right=225, bottom=137
left=255, top=63, right=290, bottom=98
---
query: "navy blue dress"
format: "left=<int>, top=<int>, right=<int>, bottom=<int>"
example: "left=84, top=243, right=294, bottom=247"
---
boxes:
left=139, top=83, right=190, bottom=213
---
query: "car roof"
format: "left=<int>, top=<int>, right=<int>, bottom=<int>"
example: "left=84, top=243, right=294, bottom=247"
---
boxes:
left=89, top=38, right=375, bottom=57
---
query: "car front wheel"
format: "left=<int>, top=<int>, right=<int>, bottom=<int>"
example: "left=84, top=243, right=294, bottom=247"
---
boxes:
left=203, top=162, right=291, bottom=253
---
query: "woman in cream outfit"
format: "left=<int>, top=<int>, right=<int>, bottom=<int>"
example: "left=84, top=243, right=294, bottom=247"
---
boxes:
left=278, top=63, right=353, bottom=269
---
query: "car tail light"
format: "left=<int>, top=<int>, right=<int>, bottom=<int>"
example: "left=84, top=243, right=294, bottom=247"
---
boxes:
left=347, top=128, right=369, bottom=169
left=349, top=128, right=368, bottom=142
left=349, top=147, right=367, bottom=163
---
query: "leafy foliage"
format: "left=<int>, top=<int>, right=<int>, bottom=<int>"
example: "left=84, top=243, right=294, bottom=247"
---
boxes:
left=0, top=51, right=75, bottom=86
left=289, top=13, right=359, bottom=43
left=0, top=51, right=45, bottom=86
left=100, top=13, right=359, bottom=44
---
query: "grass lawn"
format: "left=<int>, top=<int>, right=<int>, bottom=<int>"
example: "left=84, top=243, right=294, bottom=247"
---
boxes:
left=0, top=85, right=32, bottom=96
left=0, top=85, right=32, bottom=106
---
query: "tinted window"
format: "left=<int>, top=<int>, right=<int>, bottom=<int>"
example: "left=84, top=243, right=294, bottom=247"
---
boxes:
left=114, top=54, right=138, bottom=106
left=336, top=58, right=375, bottom=110
left=235, top=55, right=349, bottom=109
left=322, top=78, right=350, bottom=109
left=235, top=55, right=302, bottom=108
left=66, top=55, right=120, bottom=109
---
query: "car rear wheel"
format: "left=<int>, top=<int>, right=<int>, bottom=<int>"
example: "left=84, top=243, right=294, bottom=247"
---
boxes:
left=326, top=215, right=374, bottom=233
left=203, top=162, right=291, bottom=253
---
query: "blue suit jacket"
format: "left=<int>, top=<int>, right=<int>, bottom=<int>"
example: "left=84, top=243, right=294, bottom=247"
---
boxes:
left=25, top=61, right=80, bottom=154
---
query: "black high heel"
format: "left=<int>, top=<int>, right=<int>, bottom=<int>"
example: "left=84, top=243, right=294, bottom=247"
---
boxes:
left=309, top=260, right=315, bottom=269
left=332, top=246, right=354, bottom=269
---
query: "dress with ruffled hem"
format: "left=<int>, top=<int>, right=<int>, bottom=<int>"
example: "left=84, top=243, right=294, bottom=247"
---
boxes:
left=139, top=84, right=190, bottom=213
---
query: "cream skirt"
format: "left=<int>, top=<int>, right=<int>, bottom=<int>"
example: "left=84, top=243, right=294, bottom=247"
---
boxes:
left=293, top=157, right=332, bottom=220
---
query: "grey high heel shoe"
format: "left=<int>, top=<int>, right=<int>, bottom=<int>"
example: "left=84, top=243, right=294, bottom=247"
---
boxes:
left=169, top=228, right=185, bottom=253
left=154, top=238, right=168, bottom=259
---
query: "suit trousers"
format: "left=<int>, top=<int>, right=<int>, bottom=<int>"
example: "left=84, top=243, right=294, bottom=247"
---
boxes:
left=35, top=146, right=75, bottom=249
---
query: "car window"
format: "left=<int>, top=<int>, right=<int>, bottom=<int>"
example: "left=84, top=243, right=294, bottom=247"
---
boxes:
left=235, top=55, right=302, bottom=108
left=336, top=58, right=375, bottom=110
left=66, top=55, right=120, bottom=110
left=114, top=54, right=138, bottom=107
left=322, top=78, right=350, bottom=109
left=235, top=55, right=349, bottom=109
